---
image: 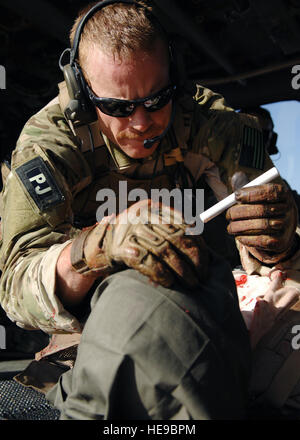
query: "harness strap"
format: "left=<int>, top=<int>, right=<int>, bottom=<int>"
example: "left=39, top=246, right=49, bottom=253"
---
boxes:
left=58, top=81, right=105, bottom=153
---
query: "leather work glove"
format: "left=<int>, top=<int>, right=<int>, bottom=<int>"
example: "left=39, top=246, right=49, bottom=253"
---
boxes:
left=70, top=199, right=209, bottom=289
left=226, top=178, right=298, bottom=265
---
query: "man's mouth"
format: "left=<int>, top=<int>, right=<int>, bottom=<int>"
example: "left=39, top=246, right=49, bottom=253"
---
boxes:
left=118, top=128, right=163, bottom=142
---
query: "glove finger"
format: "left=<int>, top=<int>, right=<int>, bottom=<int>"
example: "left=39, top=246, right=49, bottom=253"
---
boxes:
left=131, top=253, right=175, bottom=287
left=131, top=228, right=204, bottom=288
left=236, top=234, right=286, bottom=251
left=134, top=208, right=208, bottom=285
left=119, top=244, right=175, bottom=288
left=136, top=263, right=175, bottom=288
left=137, top=255, right=175, bottom=288
left=227, top=218, right=285, bottom=235
left=235, top=183, right=287, bottom=204
left=115, top=225, right=203, bottom=288
left=152, top=223, right=209, bottom=281
left=138, top=236, right=203, bottom=288
left=226, top=203, right=287, bottom=221
left=115, top=201, right=207, bottom=288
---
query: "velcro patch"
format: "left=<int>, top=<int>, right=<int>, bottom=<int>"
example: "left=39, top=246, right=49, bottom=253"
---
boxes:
left=15, top=157, right=65, bottom=211
left=239, top=126, right=265, bottom=170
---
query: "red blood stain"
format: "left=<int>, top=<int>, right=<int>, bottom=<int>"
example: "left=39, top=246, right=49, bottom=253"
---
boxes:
left=235, top=274, right=248, bottom=287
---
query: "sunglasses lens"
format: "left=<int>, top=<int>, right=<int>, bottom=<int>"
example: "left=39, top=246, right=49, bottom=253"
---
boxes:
left=144, top=87, right=173, bottom=112
left=98, top=100, right=135, bottom=117
left=89, top=85, right=175, bottom=117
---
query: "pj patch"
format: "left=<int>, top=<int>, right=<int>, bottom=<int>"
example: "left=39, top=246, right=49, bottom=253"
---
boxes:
left=239, top=125, right=265, bottom=170
left=15, top=156, right=65, bottom=211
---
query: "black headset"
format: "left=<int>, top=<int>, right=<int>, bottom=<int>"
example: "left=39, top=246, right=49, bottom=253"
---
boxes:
left=59, top=0, right=177, bottom=127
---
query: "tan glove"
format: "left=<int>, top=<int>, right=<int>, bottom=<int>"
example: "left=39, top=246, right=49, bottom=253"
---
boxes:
left=70, top=199, right=209, bottom=288
left=226, top=182, right=298, bottom=264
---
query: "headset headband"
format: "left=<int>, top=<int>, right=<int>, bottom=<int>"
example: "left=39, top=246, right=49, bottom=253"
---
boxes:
left=70, top=0, right=140, bottom=65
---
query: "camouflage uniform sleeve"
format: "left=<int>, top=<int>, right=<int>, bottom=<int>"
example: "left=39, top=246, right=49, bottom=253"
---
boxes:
left=190, top=104, right=276, bottom=192
left=0, top=98, right=91, bottom=333
left=190, top=93, right=300, bottom=274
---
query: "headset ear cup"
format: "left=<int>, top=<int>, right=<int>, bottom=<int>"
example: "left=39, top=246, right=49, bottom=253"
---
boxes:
left=63, top=64, right=80, bottom=101
left=62, top=63, right=97, bottom=124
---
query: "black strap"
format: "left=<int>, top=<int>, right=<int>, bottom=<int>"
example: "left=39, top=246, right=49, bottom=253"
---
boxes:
left=70, top=0, right=137, bottom=65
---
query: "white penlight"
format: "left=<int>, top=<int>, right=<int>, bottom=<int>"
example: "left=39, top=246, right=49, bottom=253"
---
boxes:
left=200, top=167, right=280, bottom=224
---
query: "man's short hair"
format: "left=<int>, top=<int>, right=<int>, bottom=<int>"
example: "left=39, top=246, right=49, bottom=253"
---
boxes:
left=70, top=1, right=169, bottom=79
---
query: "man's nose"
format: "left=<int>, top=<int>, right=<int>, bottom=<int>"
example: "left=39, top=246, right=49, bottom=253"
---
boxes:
left=129, top=105, right=152, bottom=133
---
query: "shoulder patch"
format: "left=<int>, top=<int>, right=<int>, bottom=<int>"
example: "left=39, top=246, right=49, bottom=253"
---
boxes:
left=15, top=157, right=65, bottom=211
left=239, top=125, right=265, bottom=170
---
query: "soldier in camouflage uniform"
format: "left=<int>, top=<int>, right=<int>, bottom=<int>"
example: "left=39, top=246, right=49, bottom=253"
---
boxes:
left=0, top=1, right=300, bottom=420
left=240, top=105, right=300, bottom=221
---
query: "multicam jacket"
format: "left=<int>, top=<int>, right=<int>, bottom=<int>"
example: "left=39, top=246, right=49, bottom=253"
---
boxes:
left=0, top=81, right=289, bottom=333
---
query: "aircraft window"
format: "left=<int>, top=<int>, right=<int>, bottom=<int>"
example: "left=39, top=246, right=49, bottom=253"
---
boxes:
left=263, top=101, right=300, bottom=195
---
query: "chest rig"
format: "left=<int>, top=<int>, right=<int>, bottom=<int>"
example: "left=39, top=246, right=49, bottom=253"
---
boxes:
left=58, top=81, right=195, bottom=229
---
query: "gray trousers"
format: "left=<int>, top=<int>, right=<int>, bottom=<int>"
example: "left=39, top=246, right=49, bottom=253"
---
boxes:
left=47, top=252, right=251, bottom=420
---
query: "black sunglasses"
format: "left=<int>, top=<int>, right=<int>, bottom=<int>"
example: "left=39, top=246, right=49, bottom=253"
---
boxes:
left=85, top=84, right=176, bottom=117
